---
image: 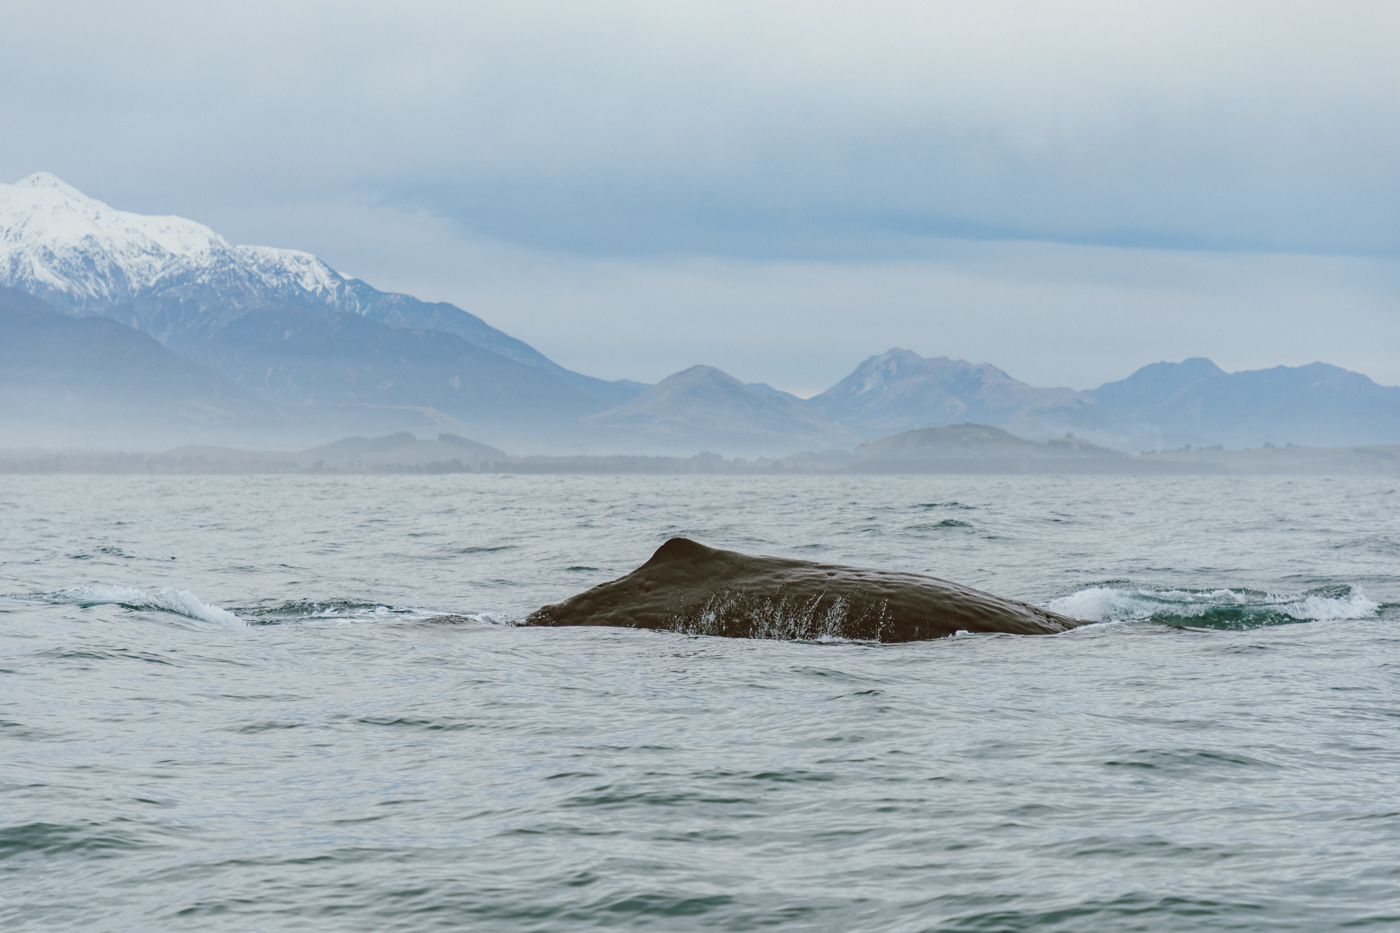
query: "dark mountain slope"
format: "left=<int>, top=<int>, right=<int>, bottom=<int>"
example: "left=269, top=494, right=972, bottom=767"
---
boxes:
left=119, top=288, right=643, bottom=409
left=191, top=306, right=613, bottom=443
left=0, top=285, right=288, bottom=445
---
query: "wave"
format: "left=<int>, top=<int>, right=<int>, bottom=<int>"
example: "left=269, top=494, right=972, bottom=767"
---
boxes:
left=48, top=585, right=245, bottom=626
left=35, top=582, right=1375, bottom=635
left=243, top=599, right=402, bottom=622
left=1050, top=583, right=1379, bottom=630
left=240, top=600, right=510, bottom=626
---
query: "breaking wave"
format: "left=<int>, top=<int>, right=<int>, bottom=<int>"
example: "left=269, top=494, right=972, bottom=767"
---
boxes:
left=48, top=585, right=245, bottom=626
left=1050, top=583, right=1379, bottom=630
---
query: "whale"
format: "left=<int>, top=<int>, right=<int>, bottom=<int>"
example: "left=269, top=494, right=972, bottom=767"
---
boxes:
left=525, top=537, right=1087, bottom=642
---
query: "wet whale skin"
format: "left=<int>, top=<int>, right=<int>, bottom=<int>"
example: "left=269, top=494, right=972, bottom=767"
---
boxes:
left=525, top=537, right=1086, bottom=642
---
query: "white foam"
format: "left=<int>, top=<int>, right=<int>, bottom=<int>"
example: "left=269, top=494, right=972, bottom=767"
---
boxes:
left=57, top=584, right=147, bottom=605
left=53, top=585, right=245, bottom=626
left=1284, top=591, right=1379, bottom=621
left=1049, top=586, right=1155, bottom=622
left=1049, top=584, right=1378, bottom=625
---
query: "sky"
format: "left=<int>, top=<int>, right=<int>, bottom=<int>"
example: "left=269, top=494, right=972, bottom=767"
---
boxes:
left=2, top=1, right=1397, bottom=393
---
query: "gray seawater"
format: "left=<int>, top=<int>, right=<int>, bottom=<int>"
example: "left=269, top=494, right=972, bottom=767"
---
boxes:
left=3, top=473, right=1398, bottom=932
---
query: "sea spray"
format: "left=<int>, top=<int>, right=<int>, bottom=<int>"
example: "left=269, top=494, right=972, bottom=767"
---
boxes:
left=1050, top=583, right=1378, bottom=629
left=49, top=585, right=245, bottom=626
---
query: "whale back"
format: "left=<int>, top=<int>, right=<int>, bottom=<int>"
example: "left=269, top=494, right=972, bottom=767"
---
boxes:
left=525, top=537, right=1084, bottom=642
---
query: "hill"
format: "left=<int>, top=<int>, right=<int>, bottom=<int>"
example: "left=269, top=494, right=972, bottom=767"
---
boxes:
left=583, top=365, right=861, bottom=456
left=776, top=424, right=1206, bottom=473
left=810, top=348, right=1121, bottom=443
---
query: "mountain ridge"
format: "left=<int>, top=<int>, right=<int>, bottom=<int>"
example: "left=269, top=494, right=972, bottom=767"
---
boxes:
left=810, top=348, right=1123, bottom=443
left=583, top=364, right=862, bottom=455
left=4, top=174, right=1399, bottom=454
left=0, top=173, right=638, bottom=407
left=1090, top=359, right=1400, bottom=449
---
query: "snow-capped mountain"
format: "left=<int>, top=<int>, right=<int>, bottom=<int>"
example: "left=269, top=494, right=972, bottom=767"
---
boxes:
left=0, top=172, right=563, bottom=372
left=0, top=173, right=334, bottom=308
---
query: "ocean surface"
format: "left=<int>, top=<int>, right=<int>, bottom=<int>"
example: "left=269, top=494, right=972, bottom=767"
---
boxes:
left=3, top=473, right=1398, bottom=931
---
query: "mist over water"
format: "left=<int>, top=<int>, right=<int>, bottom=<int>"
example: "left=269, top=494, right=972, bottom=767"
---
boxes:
left=3, top=474, right=1398, bottom=931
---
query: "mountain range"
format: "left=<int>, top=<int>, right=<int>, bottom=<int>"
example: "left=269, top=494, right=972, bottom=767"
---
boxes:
left=3, top=172, right=1398, bottom=455
left=0, top=173, right=639, bottom=448
left=1089, top=358, right=1400, bottom=450
left=581, top=365, right=863, bottom=456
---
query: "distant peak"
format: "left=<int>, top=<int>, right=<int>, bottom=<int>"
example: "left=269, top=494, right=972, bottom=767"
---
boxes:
left=641, top=365, right=751, bottom=393
left=13, top=172, right=87, bottom=198
left=1113, top=358, right=1225, bottom=382
left=673, top=364, right=730, bottom=379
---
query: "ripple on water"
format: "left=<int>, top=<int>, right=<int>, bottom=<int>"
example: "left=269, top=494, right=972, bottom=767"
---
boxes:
left=2, top=473, right=1398, bottom=932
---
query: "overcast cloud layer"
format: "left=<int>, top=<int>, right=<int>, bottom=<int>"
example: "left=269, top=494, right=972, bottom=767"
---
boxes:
left=3, top=1, right=1397, bottom=390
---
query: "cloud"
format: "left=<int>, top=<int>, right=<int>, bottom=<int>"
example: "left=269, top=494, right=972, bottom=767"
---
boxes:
left=216, top=198, right=1399, bottom=393
left=2, top=1, right=1397, bottom=257
left=2, top=2, right=1397, bottom=393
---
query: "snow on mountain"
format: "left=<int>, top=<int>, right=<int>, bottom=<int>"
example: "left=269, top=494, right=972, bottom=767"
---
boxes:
left=0, top=172, right=343, bottom=311
left=0, top=173, right=575, bottom=376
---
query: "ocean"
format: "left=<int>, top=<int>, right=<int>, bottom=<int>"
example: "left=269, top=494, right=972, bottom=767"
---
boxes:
left=3, top=473, right=1398, bottom=931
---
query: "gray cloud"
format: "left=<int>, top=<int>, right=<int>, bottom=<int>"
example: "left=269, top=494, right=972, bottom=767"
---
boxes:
left=2, top=1, right=1397, bottom=393
left=230, top=199, right=1398, bottom=393
left=3, top=1, right=1397, bottom=256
